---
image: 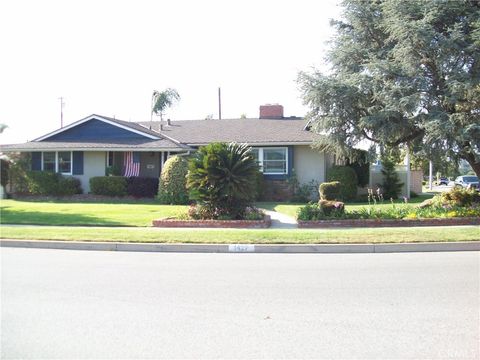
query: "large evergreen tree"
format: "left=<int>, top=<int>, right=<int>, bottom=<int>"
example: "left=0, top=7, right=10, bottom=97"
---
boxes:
left=298, top=0, right=480, bottom=177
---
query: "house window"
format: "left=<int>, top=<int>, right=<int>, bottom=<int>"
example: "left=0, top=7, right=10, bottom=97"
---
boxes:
left=58, top=152, right=72, bottom=174
left=263, top=148, right=287, bottom=174
left=41, top=151, right=73, bottom=175
left=42, top=152, right=56, bottom=172
left=251, top=147, right=288, bottom=175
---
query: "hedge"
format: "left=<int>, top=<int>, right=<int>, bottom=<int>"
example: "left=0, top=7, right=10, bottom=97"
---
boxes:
left=90, top=176, right=127, bottom=196
left=126, top=177, right=159, bottom=198
left=326, top=166, right=358, bottom=201
left=25, top=171, right=82, bottom=196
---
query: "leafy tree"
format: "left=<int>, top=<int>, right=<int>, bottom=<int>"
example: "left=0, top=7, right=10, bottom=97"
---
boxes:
left=186, top=142, right=259, bottom=219
left=152, top=88, right=180, bottom=121
left=298, top=0, right=480, bottom=178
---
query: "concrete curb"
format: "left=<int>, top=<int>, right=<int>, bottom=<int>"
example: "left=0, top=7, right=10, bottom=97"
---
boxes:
left=1, top=239, right=479, bottom=253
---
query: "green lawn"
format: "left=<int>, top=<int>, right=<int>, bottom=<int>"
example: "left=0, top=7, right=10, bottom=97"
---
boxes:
left=1, top=225, right=478, bottom=244
left=0, top=199, right=187, bottom=227
left=0, top=195, right=437, bottom=227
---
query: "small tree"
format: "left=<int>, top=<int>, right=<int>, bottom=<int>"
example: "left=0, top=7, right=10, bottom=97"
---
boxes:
left=187, top=142, right=259, bottom=219
left=158, top=156, right=189, bottom=204
left=152, top=88, right=180, bottom=121
left=380, top=156, right=403, bottom=199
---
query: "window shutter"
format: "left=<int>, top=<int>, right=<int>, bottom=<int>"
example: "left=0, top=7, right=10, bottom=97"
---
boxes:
left=31, top=152, right=42, bottom=171
left=72, top=151, right=84, bottom=175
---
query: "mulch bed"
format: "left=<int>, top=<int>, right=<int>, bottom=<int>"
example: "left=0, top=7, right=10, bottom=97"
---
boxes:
left=298, top=217, right=480, bottom=228
left=152, top=215, right=271, bottom=228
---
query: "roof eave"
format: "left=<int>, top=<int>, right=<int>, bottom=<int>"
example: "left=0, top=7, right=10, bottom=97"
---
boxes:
left=34, top=114, right=161, bottom=141
left=186, top=141, right=315, bottom=147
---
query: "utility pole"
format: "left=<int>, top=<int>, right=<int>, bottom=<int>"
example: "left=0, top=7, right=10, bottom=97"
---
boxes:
left=218, top=87, right=222, bottom=120
left=58, top=97, right=65, bottom=128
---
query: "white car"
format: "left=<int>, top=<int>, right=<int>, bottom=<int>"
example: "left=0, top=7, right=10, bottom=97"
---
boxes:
left=454, top=175, right=479, bottom=190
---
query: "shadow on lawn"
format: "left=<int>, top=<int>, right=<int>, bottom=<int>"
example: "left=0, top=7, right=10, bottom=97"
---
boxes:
left=0, top=206, right=125, bottom=226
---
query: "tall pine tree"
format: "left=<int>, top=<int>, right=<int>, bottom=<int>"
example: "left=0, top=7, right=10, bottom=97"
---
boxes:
left=298, top=0, right=480, bottom=177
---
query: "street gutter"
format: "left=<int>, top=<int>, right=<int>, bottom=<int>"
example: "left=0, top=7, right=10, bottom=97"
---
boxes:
left=1, top=239, right=479, bottom=253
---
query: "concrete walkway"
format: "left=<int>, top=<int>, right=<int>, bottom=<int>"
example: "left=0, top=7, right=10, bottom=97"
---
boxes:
left=264, top=210, right=297, bottom=229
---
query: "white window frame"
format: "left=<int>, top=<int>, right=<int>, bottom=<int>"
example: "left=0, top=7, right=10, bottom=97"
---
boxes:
left=107, top=151, right=114, bottom=167
left=252, top=147, right=288, bottom=175
left=41, top=151, right=73, bottom=175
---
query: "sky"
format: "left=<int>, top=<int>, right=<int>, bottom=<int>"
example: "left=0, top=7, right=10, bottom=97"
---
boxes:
left=0, top=0, right=342, bottom=144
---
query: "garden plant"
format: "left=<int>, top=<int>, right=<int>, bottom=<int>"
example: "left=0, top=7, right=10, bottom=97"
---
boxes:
left=186, top=142, right=263, bottom=220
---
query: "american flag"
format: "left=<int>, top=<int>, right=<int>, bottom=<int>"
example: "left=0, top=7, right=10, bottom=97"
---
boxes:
left=123, top=152, right=140, bottom=177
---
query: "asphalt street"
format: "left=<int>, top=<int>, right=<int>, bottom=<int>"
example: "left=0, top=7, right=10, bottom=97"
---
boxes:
left=1, top=248, right=479, bottom=359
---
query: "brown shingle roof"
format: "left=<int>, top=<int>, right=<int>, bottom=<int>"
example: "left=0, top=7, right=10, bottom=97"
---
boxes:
left=139, top=118, right=317, bottom=145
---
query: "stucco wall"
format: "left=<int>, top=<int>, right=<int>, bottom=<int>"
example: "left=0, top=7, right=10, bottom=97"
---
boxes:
left=293, top=146, right=326, bottom=185
left=74, top=152, right=106, bottom=193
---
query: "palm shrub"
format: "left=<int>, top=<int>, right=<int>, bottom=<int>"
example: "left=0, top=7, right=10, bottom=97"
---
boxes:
left=380, top=156, right=403, bottom=199
left=186, top=142, right=259, bottom=219
left=158, top=156, right=189, bottom=204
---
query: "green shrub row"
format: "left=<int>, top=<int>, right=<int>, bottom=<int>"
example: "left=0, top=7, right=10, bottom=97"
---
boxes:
left=90, top=176, right=159, bottom=197
left=25, top=171, right=82, bottom=196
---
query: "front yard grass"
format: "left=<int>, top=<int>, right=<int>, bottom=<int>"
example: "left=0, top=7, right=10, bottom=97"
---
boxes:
left=1, top=225, right=478, bottom=244
left=0, top=194, right=438, bottom=227
left=0, top=199, right=187, bottom=227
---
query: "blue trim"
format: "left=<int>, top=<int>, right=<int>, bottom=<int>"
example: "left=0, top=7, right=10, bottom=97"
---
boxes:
left=45, top=119, right=150, bottom=141
left=72, top=151, right=84, bottom=175
left=31, top=152, right=41, bottom=171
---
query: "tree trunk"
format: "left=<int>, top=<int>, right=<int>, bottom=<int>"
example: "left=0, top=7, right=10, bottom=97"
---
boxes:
left=464, top=154, right=480, bottom=179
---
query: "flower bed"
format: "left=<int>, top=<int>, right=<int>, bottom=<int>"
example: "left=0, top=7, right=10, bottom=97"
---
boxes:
left=298, top=217, right=480, bottom=228
left=296, top=188, right=480, bottom=228
left=152, top=215, right=271, bottom=228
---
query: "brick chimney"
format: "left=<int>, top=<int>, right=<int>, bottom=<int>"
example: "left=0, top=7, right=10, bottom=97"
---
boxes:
left=259, top=104, right=284, bottom=119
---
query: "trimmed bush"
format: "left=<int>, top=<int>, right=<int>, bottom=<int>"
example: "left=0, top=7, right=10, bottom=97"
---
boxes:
left=26, top=171, right=59, bottom=195
left=126, top=177, right=159, bottom=198
left=57, top=176, right=82, bottom=196
left=1, top=159, right=10, bottom=188
left=158, top=156, right=189, bottom=204
left=319, top=199, right=345, bottom=216
left=25, top=171, right=81, bottom=196
left=326, top=166, right=358, bottom=200
left=319, top=181, right=341, bottom=200
left=90, top=176, right=127, bottom=196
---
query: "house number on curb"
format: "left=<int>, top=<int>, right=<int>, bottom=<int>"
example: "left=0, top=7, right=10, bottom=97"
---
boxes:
left=228, top=244, right=255, bottom=252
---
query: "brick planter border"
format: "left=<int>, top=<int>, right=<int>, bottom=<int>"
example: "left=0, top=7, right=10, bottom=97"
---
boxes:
left=298, top=217, right=480, bottom=228
left=152, top=215, right=271, bottom=228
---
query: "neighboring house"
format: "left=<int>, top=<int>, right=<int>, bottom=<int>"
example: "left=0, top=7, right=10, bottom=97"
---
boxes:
left=1, top=105, right=333, bottom=199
